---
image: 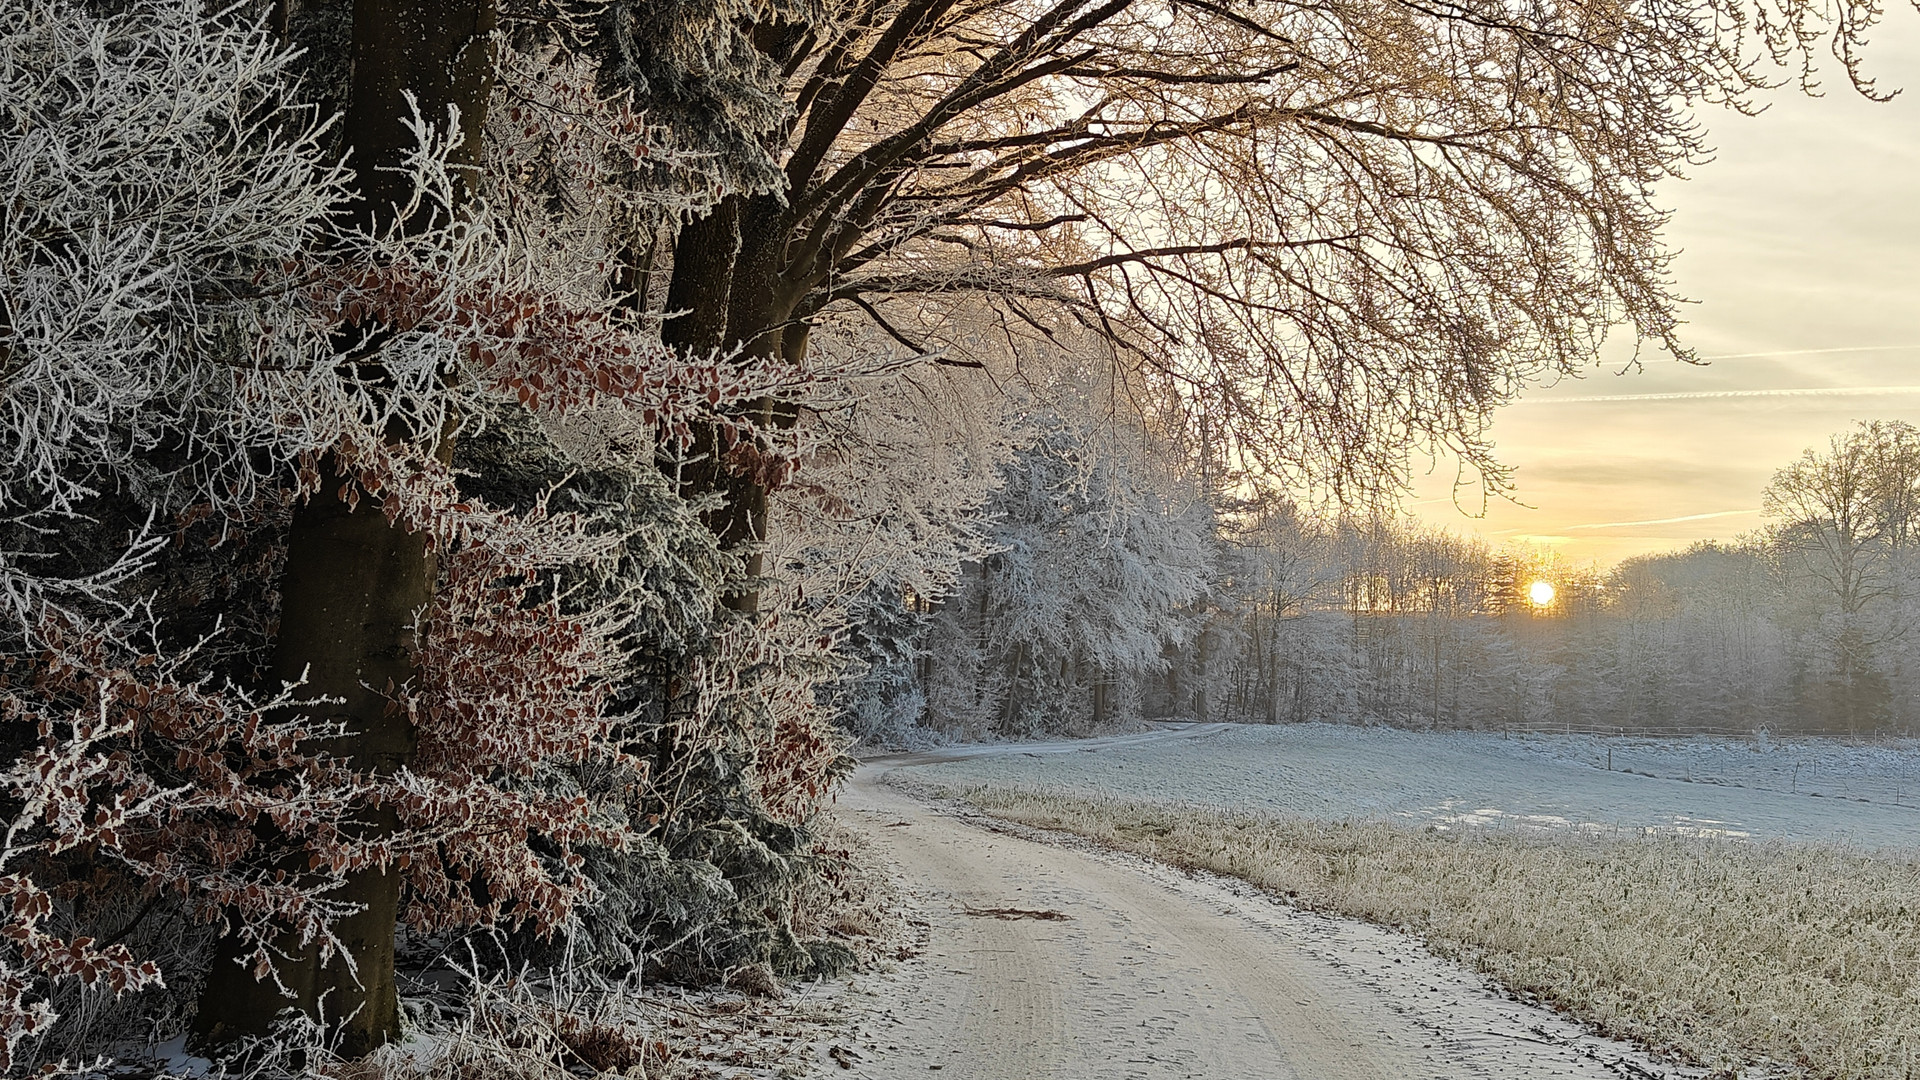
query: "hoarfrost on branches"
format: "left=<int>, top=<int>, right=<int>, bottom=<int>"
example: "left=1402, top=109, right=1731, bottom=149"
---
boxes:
left=0, top=3, right=346, bottom=518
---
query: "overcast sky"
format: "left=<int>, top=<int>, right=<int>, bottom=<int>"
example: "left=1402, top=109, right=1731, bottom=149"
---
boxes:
left=1406, top=19, right=1920, bottom=568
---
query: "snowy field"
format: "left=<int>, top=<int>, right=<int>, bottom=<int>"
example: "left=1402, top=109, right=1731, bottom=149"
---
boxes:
left=886, top=723, right=1920, bottom=850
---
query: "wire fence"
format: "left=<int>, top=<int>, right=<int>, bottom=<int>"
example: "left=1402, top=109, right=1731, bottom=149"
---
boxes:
left=1483, top=723, right=1920, bottom=805
left=1492, top=721, right=1920, bottom=746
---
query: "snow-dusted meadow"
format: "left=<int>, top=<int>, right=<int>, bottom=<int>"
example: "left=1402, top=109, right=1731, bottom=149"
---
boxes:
left=888, top=722, right=1920, bottom=850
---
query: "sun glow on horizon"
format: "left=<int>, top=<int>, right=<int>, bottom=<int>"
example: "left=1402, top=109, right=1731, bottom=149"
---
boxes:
left=1528, top=580, right=1557, bottom=607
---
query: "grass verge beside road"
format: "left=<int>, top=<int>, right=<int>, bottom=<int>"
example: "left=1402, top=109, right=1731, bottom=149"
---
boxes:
left=913, top=782, right=1920, bottom=1080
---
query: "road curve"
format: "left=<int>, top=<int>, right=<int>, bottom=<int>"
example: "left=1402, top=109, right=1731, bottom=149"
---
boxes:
left=830, top=738, right=1703, bottom=1080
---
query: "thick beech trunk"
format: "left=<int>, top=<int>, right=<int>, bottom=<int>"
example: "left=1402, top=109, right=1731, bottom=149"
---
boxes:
left=193, top=0, right=492, bottom=1055
left=661, top=195, right=802, bottom=614
left=194, top=483, right=437, bottom=1052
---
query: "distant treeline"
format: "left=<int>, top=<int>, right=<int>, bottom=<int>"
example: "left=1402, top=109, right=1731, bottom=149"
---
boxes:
left=838, top=420, right=1920, bottom=741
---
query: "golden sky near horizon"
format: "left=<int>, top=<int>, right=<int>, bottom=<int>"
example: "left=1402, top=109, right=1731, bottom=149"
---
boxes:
left=1406, top=20, right=1920, bottom=570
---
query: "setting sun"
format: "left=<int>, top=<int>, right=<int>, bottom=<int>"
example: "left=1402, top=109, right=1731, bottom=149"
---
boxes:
left=1528, top=580, right=1557, bottom=607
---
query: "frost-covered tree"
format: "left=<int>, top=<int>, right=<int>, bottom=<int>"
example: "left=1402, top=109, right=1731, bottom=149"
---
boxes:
left=913, top=395, right=1214, bottom=737
left=1765, top=421, right=1920, bottom=619
left=1763, top=421, right=1920, bottom=733
left=631, top=0, right=1912, bottom=628
left=1215, top=496, right=1342, bottom=722
left=172, top=0, right=863, bottom=1049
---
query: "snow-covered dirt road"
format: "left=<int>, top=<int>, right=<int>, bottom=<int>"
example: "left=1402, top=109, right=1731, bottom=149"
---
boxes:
left=833, top=744, right=1707, bottom=1080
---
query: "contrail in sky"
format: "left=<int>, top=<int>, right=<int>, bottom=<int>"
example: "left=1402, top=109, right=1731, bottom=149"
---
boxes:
left=1518, top=386, right=1920, bottom=405
left=1693, top=345, right=1920, bottom=361
left=1563, top=509, right=1762, bottom=530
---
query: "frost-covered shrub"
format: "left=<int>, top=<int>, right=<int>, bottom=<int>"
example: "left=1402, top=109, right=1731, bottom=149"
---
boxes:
left=446, top=411, right=853, bottom=986
left=0, top=617, right=378, bottom=1072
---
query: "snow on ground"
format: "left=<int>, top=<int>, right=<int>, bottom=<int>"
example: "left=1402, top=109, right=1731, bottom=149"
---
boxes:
left=886, top=723, right=1920, bottom=850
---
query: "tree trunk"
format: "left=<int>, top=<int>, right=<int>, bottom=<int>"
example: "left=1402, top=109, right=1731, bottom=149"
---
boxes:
left=1001, top=641, right=1027, bottom=731
left=662, top=203, right=740, bottom=356
left=194, top=481, right=438, bottom=1052
left=661, top=197, right=802, bottom=613
left=194, top=0, right=493, bottom=1055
